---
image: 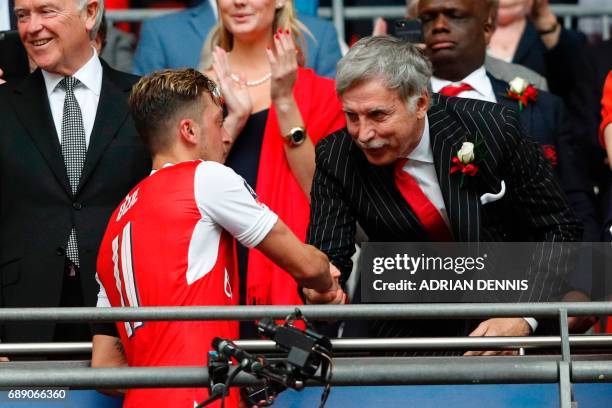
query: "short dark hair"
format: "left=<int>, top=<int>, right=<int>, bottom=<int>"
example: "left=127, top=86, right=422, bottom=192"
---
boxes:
left=129, top=68, right=222, bottom=155
left=410, top=0, right=499, bottom=26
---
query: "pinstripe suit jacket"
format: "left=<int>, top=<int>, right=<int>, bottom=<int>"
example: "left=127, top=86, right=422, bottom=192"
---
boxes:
left=307, top=95, right=581, bottom=338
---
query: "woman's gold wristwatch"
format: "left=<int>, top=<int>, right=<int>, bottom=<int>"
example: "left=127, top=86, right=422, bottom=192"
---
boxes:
left=284, top=126, right=306, bottom=146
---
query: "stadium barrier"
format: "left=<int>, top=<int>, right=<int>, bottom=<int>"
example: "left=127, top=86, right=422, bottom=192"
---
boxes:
left=105, top=5, right=612, bottom=41
left=1, top=303, right=612, bottom=407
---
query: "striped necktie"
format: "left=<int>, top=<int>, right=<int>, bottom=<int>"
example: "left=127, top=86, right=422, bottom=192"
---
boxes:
left=59, top=76, right=86, bottom=267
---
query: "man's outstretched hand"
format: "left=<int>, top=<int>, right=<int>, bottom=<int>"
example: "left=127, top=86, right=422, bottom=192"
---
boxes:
left=302, top=263, right=346, bottom=305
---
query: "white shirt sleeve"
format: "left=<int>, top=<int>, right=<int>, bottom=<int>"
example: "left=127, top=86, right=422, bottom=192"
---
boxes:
left=194, top=161, right=278, bottom=248
left=95, top=273, right=111, bottom=308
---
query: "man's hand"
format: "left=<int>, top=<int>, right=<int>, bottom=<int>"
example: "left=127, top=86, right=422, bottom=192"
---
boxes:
left=302, top=263, right=346, bottom=305
left=0, top=68, right=6, bottom=85
left=464, top=317, right=531, bottom=356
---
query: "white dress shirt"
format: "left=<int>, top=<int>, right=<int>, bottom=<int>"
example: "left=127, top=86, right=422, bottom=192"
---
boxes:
left=431, top=66, right=498, bottom=104
left=42, top=48, right=103, bottom=149
left=398, top=115, right=451, bottom=229
left=0, top=0, right=10, bottom=31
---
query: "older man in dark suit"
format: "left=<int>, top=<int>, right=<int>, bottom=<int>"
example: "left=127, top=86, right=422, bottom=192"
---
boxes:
left=306, top=36, right=581, bottom=352
left=0, top=0, right=150, bottom=343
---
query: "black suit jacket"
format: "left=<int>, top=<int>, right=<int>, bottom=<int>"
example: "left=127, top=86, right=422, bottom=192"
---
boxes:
left=489, top=74, right=600, bottom=241
left=0, top=63, right=151, bottom=342
left=307, top=94, right=582, bottom=338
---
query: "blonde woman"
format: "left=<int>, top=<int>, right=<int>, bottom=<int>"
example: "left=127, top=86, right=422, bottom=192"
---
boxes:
left=200, top=0, right=345, bottom=307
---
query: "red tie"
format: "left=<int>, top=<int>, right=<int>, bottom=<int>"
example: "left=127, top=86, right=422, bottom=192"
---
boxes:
left=394, top=159, right=453, bottom=241
left=439, top=83, right=473, bottom=97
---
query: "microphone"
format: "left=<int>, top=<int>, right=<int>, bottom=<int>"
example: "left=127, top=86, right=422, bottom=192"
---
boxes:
left=212, top=337, right=254, bottom=366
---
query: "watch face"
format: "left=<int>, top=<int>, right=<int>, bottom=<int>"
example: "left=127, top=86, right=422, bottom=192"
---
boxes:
left=290, top=129, right=306, bottom=145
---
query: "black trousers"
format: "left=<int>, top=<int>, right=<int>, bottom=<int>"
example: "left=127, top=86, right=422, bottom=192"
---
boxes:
left=52, top=258, right=91, bottom=343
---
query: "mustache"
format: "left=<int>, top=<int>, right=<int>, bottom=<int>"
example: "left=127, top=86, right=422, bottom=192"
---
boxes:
left=355, top=139, right=389, bottom=149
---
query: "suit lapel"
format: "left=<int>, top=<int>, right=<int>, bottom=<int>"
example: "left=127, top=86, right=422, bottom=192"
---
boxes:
left=189, top=2, right=216, bottom=42
left=488, top=73, right=537, bottom=144
left=428, top=96, right=481, bottom=242
left=487, top=73, right=514, bottom=108
left=12, top=70, right=72, bottom=196
left=79, top=64, right=131, bottom=190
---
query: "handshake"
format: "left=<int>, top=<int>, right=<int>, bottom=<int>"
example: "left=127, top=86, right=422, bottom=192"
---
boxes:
left=302, top=263, right=347, bottom=305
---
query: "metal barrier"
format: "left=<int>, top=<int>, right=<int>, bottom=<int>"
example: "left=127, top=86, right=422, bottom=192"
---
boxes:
left=2, top=335, right=612, bottom=355
left=2, top=356, right=612, bottom=388
left=1, top=302, right=612, bottom=408
left=1, top=302, right=611, bottom=321
left=105, top=5, right=612, bottom=41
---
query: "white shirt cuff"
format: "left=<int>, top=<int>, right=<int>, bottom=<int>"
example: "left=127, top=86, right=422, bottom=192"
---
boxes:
left=523, top=317, right=538, bottom=333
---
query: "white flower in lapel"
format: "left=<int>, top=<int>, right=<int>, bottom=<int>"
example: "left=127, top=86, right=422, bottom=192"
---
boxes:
left=451, top=141, right=480, bottom=188
left=507, top=76, right=538, bottom=111
left=457, top=142, right=475, bottom=165
left=508, top=77, right=528, bottom=94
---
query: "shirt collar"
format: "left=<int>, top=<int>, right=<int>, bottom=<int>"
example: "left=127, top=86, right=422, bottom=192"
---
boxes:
left=42, top=48, right=103, bottom=97
left=208, top=0, right=218, bottom=18
left=150, top=162, right=176, bottom=175
left=431, top=66, right=490, bottom=98
left=406, top=115, right=433, bottom=163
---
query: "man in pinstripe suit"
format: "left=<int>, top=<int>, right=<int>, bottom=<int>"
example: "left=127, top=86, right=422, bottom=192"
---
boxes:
left=305, top=36, right=582, bottom=351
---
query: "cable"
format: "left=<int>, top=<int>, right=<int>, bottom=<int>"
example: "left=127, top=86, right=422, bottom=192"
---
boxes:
left=313, top=345, right=334, bottom=408
left=196, top=362, right=244, bottom=408
left=220, top=363, right=244, bottom=408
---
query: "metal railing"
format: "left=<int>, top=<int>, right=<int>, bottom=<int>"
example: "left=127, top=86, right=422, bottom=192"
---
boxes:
left=2, top=356, right=612, bottom=388
left=2, top=334, right=612, bottom=356
left=105, top=5, right=612, bottom=41
left=1, top=302, right=612, bottom=408
left=1, top=302, right=611, bottom=321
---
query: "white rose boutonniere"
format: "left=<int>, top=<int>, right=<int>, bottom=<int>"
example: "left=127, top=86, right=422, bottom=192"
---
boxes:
left=508, top=77, right=528, bottom=94
left=451, top=140, right=482, bottom=187
left=457, top=142, right=475, bottom=164
left=507, top=77, right=538, bottom=111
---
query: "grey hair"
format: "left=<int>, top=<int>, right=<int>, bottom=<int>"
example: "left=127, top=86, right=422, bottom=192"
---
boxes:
left=336, top=36, right=432, bottom=111
left=77, top=0, right=105, bottom=40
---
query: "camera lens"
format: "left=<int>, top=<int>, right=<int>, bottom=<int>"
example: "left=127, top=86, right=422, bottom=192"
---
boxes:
left=257, top=318, right=277, bottom=337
